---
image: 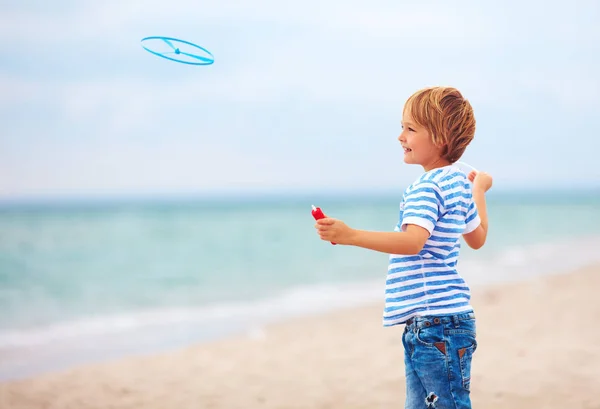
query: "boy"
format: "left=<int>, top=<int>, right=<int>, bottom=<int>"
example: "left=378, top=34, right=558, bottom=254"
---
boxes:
left=315, top=86, right=493, bottom=409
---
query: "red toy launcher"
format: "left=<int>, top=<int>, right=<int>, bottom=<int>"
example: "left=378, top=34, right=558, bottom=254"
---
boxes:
left=311, top=205, right=336, bottom=245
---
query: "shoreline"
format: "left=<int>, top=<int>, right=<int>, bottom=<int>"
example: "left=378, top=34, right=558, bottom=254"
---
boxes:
left=2, top=231, right=600, bottom=383
left=2, top=263, right=600, bottom=408
left=0, top=255, right=591, bottom=383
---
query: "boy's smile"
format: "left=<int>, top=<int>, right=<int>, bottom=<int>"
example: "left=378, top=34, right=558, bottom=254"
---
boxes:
left=398, top=109, right=449, bottom=171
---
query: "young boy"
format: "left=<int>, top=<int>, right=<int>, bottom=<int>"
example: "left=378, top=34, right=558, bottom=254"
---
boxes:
left=315, top=86, right=493, bottom=409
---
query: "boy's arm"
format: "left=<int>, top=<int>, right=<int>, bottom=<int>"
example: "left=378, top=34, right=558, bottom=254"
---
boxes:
left=463, top=187, right=488, bottom=250
left=347, top=180, right=443, bottom=254
left=317, top=181, right=443, bottom=254
left=347, top=224, right=430, bottom=255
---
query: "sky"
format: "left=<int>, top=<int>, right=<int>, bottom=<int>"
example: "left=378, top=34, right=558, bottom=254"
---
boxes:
left=1, top=0, right=599, bottom=200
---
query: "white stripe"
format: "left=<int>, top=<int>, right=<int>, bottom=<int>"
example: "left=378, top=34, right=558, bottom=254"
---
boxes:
left=388, top=258, right=453, bottom=268
left=435, top=220, right=465, bottom=229
left=383, top=303, right=426, bottom=318
left=405, top=198, right=439, bottom=209
left=383, top=302, right=473, bottom=320
left=384, top=286, right=427, bottom=299
left=418, top=305, right=473, bottom=316
left=385, top=274, right=463, bottom=291
left=425, top=236, right=460, bottom=247
left=384, top=289, right=468, bottom=307
left=385, top=275, right=425, bottom=287
left=466, top=202, right=477, bottom=217
left=444, top=213, right=467, bottom=222
left=430, top=230, right=460, bottom=239
left=404, top=205, right=437, bottom=219
left=387, top=262, right=453, bottom=275
left=385, top=272, right=459, bottom=286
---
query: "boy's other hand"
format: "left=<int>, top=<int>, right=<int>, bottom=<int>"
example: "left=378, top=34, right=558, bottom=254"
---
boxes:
left=315, top=218, right=355, bottom=245
left=468, top=170, right=493, bottom=192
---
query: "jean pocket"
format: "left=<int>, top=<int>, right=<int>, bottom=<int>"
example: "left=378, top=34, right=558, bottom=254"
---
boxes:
left=415, top=327, right=447, bottom=356
left=458, top=341, right=477, bottom=390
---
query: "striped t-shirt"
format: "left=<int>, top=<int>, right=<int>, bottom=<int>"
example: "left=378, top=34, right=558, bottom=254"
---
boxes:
left=383, top=165, right=481, bottom=327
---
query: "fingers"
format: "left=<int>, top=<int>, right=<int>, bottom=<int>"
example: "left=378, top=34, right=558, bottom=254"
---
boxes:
left=315, top=218, right=336, bottom=242
left=316, top=226, right=332, bottom=241
left=468, top=170, right=477, bottom=182
left=316, top=218, right=335, bottom=225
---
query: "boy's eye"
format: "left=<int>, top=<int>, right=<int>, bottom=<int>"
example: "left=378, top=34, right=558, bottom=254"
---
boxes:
left=408, top=127, right=415, bottom=132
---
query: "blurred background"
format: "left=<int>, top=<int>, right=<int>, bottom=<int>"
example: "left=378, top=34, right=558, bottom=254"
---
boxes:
left=1, top=0, right=599, bottom=381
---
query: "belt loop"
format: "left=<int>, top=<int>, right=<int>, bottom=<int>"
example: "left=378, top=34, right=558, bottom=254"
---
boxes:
left=452, top=315, right=459, bottom=328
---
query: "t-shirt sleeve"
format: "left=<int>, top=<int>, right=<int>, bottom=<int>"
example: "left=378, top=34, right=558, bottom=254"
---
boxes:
left=400, top=181, right=444, bottom=236
left=464, top=198, right=481, bottom=234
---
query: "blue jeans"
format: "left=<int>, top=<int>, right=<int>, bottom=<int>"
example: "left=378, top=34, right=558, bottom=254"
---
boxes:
left=402, top=313, right=477, bottom=409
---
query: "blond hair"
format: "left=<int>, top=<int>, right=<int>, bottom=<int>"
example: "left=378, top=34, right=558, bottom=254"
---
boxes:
left=403, top=86, right=476, bottom=163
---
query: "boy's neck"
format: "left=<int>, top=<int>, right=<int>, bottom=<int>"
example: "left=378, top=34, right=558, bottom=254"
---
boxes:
left=422, top=158, right=452, bottom=172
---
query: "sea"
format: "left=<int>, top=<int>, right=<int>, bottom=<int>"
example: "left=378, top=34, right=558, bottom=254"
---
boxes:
left=1, top=189, right=600, bottom=380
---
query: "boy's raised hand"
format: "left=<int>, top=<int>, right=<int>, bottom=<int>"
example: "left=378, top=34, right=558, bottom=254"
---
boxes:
left=468, top=170, right=493, bottom=192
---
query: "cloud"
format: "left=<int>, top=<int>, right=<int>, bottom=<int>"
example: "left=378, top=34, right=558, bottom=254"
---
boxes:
left=1, top=0, right=599, bottom=198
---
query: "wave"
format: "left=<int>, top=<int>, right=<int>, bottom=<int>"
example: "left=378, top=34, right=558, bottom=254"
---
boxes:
left=2, top=235, right=600, bottom=350
left=1, top=235, right=599, bottom=380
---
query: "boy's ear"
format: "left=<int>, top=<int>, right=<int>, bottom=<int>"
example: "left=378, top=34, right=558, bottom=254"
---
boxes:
left=437, top=141, right=449, bottom=156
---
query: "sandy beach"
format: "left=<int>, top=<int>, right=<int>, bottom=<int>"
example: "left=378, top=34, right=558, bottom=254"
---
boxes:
left=2, top=264, right=599, bottom=409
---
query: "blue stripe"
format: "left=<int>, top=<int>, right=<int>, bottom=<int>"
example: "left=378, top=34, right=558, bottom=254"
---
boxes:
left=446, top=209, right=467, bottom=217
left=440, top=180, right=465, bottom=191
left=439, top=218, right=465, bottom=226
left=406, top=205, right=443, bottom=219
left=385, top=291, right=427, bottom=303
left=426, top=300, right=471, bottom=310
left=410, top=186, right=444, bottom=206
left=386, top=272, right=424, bottom=285
left=424, top=250, right=459, bottom=259
left=389, top=255, right=422, bottom=264
left=442, top=172, right=464, bottom=180
left=446, top=200, right=470, bottom=210
left=388, top=261, right=454, bottom=271
left=426, top=285, right=470, bottom=295
left=427, top=169, right=444, bottom=180
left=429, top=235, right=458, bottom=243
left=466, top=210, right=478, bottom=224
left=403, top=212, right=436, bottom=224
left=444, top=191, right=471, bottom=201
left=385, top=282, right=424, bottom=294
left=386, top=268, right=457, bottom=279
left=425, top=278, right=465, bottom=286
left=424, top=270, right=458, bottom=278
left=424, top=243, right=455, bottom=252
left=388, top=263, right=423, bottom=275
left=433, top=226, right=463, bottom=234
left=386, top=282, right=467, bottom=296
left=421, top=262, right=453, bottom=269
left=404, top=204, right=438, bottom=214
left=389, top=255, right=421, bottom=263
